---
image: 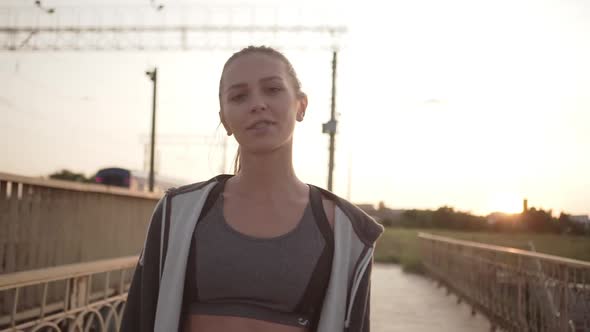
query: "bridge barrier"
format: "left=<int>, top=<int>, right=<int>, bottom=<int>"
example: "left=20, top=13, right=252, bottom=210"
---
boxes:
left=0, top=255, right=137, bottom=331
left=419, top=232, right=590, bottom=332
left=0, top=172, right=159, bottom=319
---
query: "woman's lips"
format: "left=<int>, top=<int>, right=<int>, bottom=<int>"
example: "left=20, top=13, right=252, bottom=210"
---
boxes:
left=247, top=120, right=274, bottom=130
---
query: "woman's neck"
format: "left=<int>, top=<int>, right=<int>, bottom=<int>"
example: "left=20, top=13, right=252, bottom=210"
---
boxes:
left=228, top=143, right=306, bottom=199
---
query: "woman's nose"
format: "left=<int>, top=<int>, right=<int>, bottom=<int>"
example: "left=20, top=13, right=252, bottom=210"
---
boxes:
left=249, top=94, right=268, bottom=113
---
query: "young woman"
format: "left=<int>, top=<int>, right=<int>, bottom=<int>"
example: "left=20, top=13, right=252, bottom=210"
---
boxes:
left=120, top=46, right=383, bottom=332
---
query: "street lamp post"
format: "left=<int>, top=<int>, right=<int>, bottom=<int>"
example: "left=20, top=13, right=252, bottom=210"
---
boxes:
left=146, top=67, right=158, bottom=192
left=322, top=51, right=338, bottom=191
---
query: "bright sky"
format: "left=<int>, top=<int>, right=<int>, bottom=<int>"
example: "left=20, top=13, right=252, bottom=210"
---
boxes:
left=1, top=0, right=589, bottom=217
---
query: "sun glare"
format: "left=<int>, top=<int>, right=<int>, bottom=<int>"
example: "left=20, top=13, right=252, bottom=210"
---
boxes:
left=488, top=193, right=523, bottom=215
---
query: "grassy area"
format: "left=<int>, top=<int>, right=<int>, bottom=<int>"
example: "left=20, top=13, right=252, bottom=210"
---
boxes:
left=374, top=228, right=590, bottom=274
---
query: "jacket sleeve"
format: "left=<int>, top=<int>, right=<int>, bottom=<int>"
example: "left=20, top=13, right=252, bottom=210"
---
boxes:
left=120, top=197, right=166, bottom=332
left=347, top=257, right=373, bottom=332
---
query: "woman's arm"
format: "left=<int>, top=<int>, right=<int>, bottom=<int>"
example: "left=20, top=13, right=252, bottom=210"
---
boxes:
left=346, top=258, right=373, bottom=332
left=120, top=197, right=166, bottom=332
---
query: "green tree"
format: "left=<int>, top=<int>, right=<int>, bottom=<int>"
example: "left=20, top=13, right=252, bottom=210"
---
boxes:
left=49, top=169, right=91, bottom=183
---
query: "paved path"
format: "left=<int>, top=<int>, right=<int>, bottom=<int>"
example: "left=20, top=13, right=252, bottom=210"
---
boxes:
left=372, top=264, right=491, bottom=332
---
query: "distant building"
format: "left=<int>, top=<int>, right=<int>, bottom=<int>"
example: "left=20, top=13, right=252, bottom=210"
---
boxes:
left=356, top=204, right=378, bottom=216
left=486, top=212, right=519, bottom=226
left=374, top=208, right=405, bottom=222
left=569, top=215, right=590, bottom=231
left=570, top=215, right=590, bottom=225
left=356, top=203, right=405, bottom=222
left=487, top=212, right=505, bottom=225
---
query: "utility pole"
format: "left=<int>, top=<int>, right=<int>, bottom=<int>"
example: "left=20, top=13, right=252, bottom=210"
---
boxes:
left=323, top=51, right=338, bottom=191
left=347, top=150, right=352, bottom=200
left=146, top=67, right=158, bottom=192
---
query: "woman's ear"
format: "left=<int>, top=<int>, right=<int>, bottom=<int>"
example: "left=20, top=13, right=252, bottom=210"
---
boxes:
left=219, top=111, right=232, bottom=136
left=296, top=93, right=308, bottom=122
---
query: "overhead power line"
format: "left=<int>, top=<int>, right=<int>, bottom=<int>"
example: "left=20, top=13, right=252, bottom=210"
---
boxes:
left=0, top=4, right=346, bottom=51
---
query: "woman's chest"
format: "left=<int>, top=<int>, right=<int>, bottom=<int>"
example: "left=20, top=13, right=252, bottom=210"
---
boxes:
left=193, top=206, right=325, bottom=308
left=222, top=197, right=308, bottom=238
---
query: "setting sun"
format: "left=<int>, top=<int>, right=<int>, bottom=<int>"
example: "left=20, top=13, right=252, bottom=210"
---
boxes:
left=488, top=193, right=523, bottom=215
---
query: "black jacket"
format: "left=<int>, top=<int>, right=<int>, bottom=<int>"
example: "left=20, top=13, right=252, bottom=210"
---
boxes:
left=121, top=175, right=383, bottom=331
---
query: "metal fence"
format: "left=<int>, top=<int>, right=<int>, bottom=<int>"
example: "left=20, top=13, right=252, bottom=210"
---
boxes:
left=419, top=233, right=590, bottom=332
left=0, top=172, right=159, bottom=275
left=0, top=256, right=137, bottom=332
left=0, top=172, right=159, bottom=321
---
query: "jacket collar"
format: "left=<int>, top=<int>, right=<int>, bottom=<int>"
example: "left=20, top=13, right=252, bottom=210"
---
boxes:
left=167, top=175, right=384, bottom=247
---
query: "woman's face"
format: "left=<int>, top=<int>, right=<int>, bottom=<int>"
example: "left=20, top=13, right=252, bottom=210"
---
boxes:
left=219, top=53, right=307, bottom=155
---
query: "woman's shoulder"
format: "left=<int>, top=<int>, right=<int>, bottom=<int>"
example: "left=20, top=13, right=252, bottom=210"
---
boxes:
left=310, top=185, right=384, bottom=245
left=310, top=185, right=371, bottom=220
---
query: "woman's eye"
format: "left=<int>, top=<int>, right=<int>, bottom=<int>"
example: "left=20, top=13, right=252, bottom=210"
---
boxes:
left=266, top=86, right=283, bottom=94
left=230, top=93, right=247, bottom=102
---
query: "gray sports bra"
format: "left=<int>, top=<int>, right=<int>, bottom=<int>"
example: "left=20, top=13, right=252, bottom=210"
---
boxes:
left=182, top=179, right=334, bottom=330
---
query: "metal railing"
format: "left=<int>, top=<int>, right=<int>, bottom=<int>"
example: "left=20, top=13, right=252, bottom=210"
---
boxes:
left=0, top=172, right=157, bottom=275
left=0, top=256, right=137, bottom=332
left=419, top=233, right=590, bottom=332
